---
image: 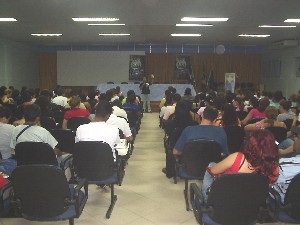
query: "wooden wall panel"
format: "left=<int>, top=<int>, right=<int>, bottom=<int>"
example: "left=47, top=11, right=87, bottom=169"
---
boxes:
left=39, top=52, right=262, bottom=92
left=39, top=53, right=57, bottom=91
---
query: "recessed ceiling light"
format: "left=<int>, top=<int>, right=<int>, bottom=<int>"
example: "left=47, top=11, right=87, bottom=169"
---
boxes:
left=239, top=34, right=270, bottom=37
left=176, top=24, right=213, bottom=27
left=0, top=18, right=17, bottom=22
left=99, top=33, right=130, bottom=36
left=31, top=33, right=62, bottom=36
left=72, top=17, right=119, bottom=22
left=171, top=33, right=201, bottom=37
left=259, top=25, right=296, bottom=28
left=181, top=17, right=228, bottom=22
left=88, top=23, right=125, bottom=26
left=284, top=19, right=300, bottom=23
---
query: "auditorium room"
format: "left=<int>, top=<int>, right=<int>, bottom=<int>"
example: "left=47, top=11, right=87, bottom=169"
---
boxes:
left=1, top=1, right=300, bottom=224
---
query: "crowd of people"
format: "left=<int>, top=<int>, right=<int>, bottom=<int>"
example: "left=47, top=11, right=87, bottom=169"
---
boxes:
left=160, top=86, right=300, bottom=208
left=0, top=84, right=143, bottom=191
left=1, top=83, right=300, bottom=220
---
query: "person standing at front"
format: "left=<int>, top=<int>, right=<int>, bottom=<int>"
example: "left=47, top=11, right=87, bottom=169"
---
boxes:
left=139, top=75, right=154, bottom=113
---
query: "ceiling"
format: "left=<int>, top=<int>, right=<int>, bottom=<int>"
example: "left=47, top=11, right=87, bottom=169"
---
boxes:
left=0, top=0, right=300, bottom=48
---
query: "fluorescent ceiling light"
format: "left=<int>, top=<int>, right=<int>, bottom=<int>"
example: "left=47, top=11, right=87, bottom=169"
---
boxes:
left=88, top=23, right=125, bottom=26
left=176, top=24, right=213, bottom=27
left=259, top=25, right=296, bottom=28
left=239, top=34, right=270, bottom=37
left=171, top=33, right=201, bottom=37
left=72, top=17, right=119, bottom=22
left=31, top=33, right=62, bottom=36
left=284, top=19, right=300, bottom=23
left=0, top=18, right=17, bottom=21
left=99, top=33, right=130, bottom=36
left=181, top=17, right=228, bottom=22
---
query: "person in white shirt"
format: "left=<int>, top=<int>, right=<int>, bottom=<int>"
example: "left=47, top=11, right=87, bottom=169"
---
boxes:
left=111, top=100, right=127, bottom=120
left=106, top=114, right=133, bottom=142
left=52, top=88, right=68, bottom=107
left=75, top=100, right=120, bottom=160
left=10, top=104, right=62, bottom=157
left=0, top=107, right=15, bottom=159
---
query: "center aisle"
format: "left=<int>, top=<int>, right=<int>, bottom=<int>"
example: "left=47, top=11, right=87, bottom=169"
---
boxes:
left=114, top=112, right=196, bottom=225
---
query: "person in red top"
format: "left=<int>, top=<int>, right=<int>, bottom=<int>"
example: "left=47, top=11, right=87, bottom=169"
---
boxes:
left=62, top=96, right=90, bottom=129
left=202, top=129, right=279, bottom=202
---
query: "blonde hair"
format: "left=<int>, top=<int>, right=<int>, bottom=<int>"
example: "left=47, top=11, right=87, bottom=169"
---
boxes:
left=69, top=96, right=81, bottom=108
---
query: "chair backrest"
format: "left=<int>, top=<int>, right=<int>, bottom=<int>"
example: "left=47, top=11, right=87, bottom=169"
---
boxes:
left=50, top=129, right=75, bottom=154
left=40, top=116, right=57, bottom=131
left=265, top=126, right=287, bottom=143
left=121, top=82, right=128, bottom=84
left=15, top=142, right=58, bottom=166
left=207, top=173, right=269, bottom=225
left=73, top=141, right=115, bottom=181
left=11, top=165, right=69, bottom=218
left=182, top=139, right=222, bottom=177
left=283, top=119, right=293, bottom=131
left=107, top=81, right=114, bottom=84
left=224, top=126, right=245, bottom=153
left=67, top=117, right=91, bottom=131
left=284, top=173, right=300, bottom=220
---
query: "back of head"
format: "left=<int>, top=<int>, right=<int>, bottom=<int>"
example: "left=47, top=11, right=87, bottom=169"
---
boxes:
left=243, top=129, right=278, bottom=182
left=127, top=90, right=135, bottom=97
left=0, top=106, right=11, bottom=119
left=203, top=106, right=218, bottom=122
left=265, top=106, right=278, bottom=120
left=35, top=95, right=50, bottom=110
left=280, top=99, right=291, bottom=111
left=95, top=100, right=112, bottom=119
left=69, top=96, right=81, bottom=109
left=222, top=103, right=238, bottom=127
left=249, top=96, right=259, bottom=108
left=127, top=94, right=136, bottom=103
left=258, top=97, right=270, bottom=112
left=55, top=87, right=64, bottom=96
left=172, top=93, right=181, bottom=103
left=174, top=100, right=194, bottom=127
left=40, top=89, right=52, bottom=99
left=213, top=96, right=226, bottom=111
left=184, top=88, right=192, bottom=96
left=111, top=99, right=122, bottom=108
left=24, top=104, right=41, bottom=122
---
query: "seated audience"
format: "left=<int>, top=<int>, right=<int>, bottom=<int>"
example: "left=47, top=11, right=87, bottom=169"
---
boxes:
left=233, top=97, right=247, bottom=112
left=123, top=94, right=141, bottom=113
left=35, top=95, right=53, bottom=118
left=111, top=100, right=127, bottom=119
left=181, top=87, right=194, bottom=102
left=220, top=103, right=241, bottom=127
left=270, top=90, right=284, bottom=109
left=159, top=89, right=172, bottom=109
left=52, top=87, right=68, bottom=107
left=173, top=106, right=229, bottom=156
left=163, top=93, right=181, bottom=121
left=242, top=97, right=270, bottom=125
left=272, top=132, right=300, bottom=203
left=202, top=129, right=279, bottom=202
left=0, top=107, right=15, bottom=159
left=160, top=95, right=172, bottom=120
left=106, top=112, right=133, bottom=142
left=277, top=99, right=295, bottom=122
left=62, top=96, right=90, bottom=129
left=10, top=104, right=62, bottom=156
left=75, top=100, right=120, bottom=161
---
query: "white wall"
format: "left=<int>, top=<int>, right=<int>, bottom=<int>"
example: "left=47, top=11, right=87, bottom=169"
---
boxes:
left=57, top=51, right=145, bottom=86
left=0, top=38, right=39, bottom=89
left=262, top=45, right=300, bottom=98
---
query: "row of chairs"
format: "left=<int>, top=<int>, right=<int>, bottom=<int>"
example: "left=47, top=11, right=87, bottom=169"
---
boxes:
left=190, top=172, right=300, bottom=224
left=1, top=140, right=129, bottom=224
left=167, top=139, right=300, bottom=224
